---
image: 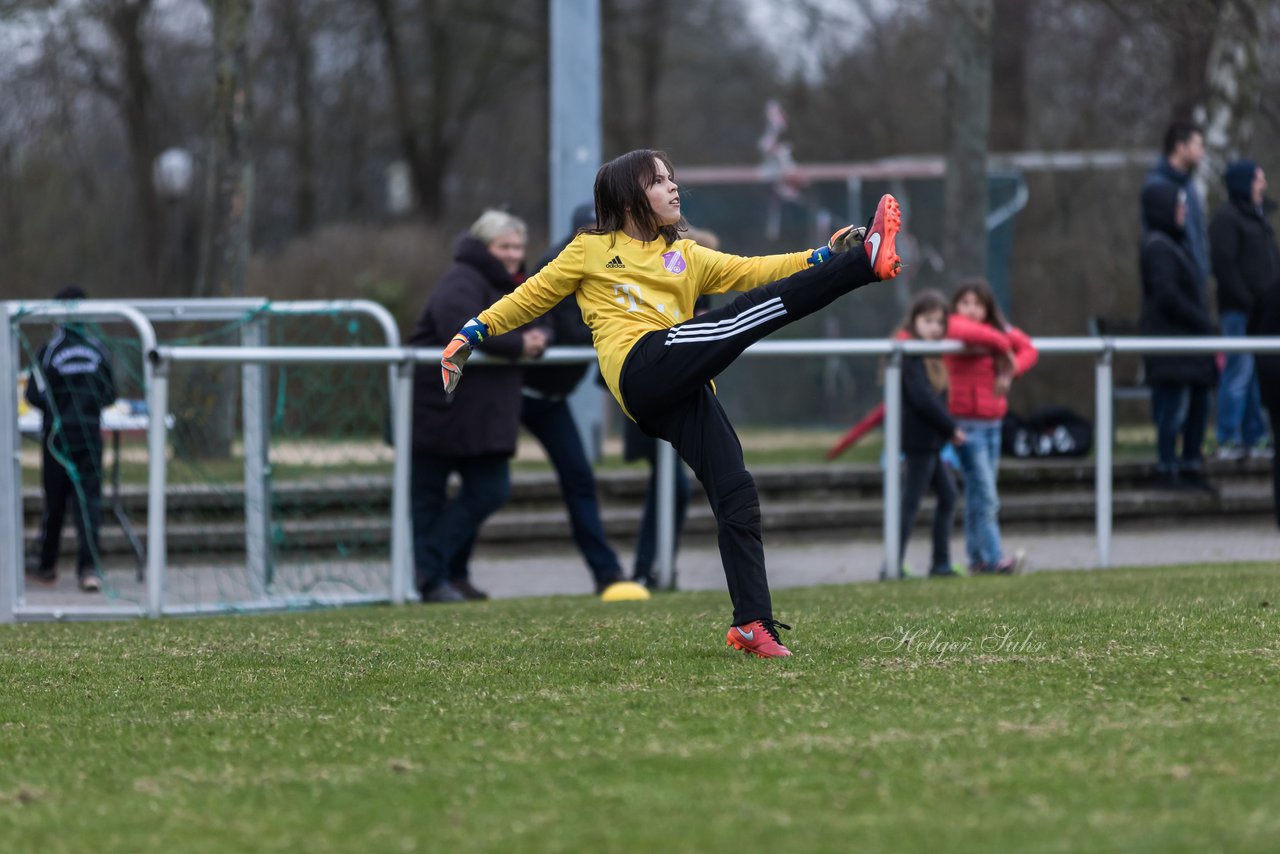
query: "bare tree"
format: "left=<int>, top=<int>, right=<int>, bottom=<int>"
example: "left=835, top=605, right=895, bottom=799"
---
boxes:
left=279, top=0, right=316, bottom=234
left=368, top=0, right=537, bottom=221
left=1198, top=0, right=1263, bottom=171
left=59, top=0, right=164, bottom=289
left=197, top=0, right=254, bottom=299
left=990, top=0, right=1028, bottom=151
left=601, top=0, right=672, bottom=154
left=943, top=0, right=992, bottom=280
left=191, top=0, right=253, bottom=460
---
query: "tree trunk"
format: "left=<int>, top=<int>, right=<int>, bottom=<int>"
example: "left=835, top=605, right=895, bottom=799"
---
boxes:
left=190, top=0, right=254, bottom=461
left=198, top=0, right=254, bottom=300
left=990, top=0, right=1028, bottom=151
left=282, top=0, right=316, bottom=234
left=371, top=0, right=432, bottom=218
left=1168, top=0, right=1222, bottom=123
left=1197, top=0, right=1262, bottom=189
left=106, top=0, right=162, bottom=292
left=943, top=0, right=992, bottom=282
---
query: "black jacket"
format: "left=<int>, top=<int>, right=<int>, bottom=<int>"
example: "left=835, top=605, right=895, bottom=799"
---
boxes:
left=901, top=355, right=956, bottom=454
left=1210, top=197, right=1280, bottom=316
left=522, top=293, right=592, bottom=399
left=1250, top=210, right=1280, bottom=382
left=1139, top=182, right=1217, bottom=387
left=523, top=207, right=597, bottom=399
left=409, top=235, right=538, bottom=457
left=25, top=326, right=117, bottom=447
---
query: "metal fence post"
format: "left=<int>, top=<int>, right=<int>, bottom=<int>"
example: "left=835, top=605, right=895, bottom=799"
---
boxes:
left=0, top=308, right=20, bottom=623
left=241, top=317, right=271, bottom=597
left=146, top=355, right=171, bottom=617
left=1095, top=346, right=1114, bottom=568
left=390, top=357, right=415, bottom=604
left=883, top=346, right=903, bottom=579
left=655, top=439, right=677, bottom=590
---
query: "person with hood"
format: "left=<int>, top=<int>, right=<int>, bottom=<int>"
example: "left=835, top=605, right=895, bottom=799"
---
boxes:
left=1143, top=121, right=1209, bottom=283
left=1245, top=175, right=1280, bottom=528
left=1210, top=159, right=1277, bottom=460
left=24, top=286, right=117, bottom=592
left=1140, top=182, right=1218, bottom=491
left=408, top=210, right=550, bottom=603
left=519, top=204, right=629, bottom=595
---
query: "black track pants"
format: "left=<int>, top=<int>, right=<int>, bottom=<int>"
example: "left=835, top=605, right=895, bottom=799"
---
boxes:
left=36, top=436, right=104, bottom=575
left=620, top=249, right=880, bottom=624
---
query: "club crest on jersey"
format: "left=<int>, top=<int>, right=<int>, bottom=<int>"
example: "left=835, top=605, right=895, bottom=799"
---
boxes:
left=661, top=249, right=686, bottom=274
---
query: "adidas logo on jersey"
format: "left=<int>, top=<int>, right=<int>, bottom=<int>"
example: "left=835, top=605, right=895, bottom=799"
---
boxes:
left=605, top=255, right=626, bottom=269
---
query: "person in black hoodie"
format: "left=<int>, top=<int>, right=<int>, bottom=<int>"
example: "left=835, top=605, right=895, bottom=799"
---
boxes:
left=24, top=286, right=117, bottom=592
left=1238, top=166, right=1280, bottom=527
left=520, top=204, right=627, bottom=594
left=1140, top=182, right=1218, bottom=491
left=1210, top=159, right=1277, bottom=459
left=409, top=210, right=549, bottom=602
left=891, top=290, right=965, bottom=578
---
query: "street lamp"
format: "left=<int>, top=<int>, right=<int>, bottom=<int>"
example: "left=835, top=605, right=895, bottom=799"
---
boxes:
left=152, top=147, right=194, bottom=292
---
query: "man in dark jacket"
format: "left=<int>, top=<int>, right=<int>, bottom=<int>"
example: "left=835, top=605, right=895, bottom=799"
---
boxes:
left=24, top=286, right=117, bottom=591
left=520, top=204, right=627, bottom=594
left=1140, top=182, right=1217, bottom=491
left=409, top=211, right=548, bottom=602
left=1247, top=189, right=1280, bottom=527
left=1143, top=121, right=1209, bottom=283
left=1210, top=159, right=1277, bottom=459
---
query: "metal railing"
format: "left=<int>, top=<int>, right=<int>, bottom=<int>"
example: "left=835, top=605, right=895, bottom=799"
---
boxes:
left=7, top=316, right=1280, bottom=621
left=736, top=336, right=1280, bottom=575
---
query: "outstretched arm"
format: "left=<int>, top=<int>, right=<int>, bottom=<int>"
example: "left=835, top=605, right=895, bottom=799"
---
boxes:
left=692, top=225, right=866, bottom=295
left=442, top=238, right=585, bottom=393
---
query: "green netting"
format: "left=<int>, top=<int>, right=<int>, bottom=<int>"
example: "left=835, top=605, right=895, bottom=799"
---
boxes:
left=16, top=305, right=395, bottom=614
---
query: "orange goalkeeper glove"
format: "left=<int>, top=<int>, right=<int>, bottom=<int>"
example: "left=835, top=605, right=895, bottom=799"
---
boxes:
left=440, top=317, right=488, bottom=394
left=806, top=224, right=866, bottom=265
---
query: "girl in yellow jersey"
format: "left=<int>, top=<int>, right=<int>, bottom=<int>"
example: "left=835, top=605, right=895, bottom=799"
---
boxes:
left=441, top=149, right=902, bottom=657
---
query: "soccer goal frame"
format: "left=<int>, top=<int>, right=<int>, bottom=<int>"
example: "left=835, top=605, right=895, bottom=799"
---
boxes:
left=2, top=298, right=404, bottom=622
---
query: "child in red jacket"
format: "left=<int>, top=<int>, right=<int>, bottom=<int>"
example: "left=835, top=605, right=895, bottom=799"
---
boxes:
left=944, top=279, right=1038, bottom=574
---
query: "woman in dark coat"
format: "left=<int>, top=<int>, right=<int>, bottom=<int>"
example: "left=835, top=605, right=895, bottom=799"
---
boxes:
left=1139, top=182, right=1218, bottom=491
left=409, top=210, right=549, bottom=602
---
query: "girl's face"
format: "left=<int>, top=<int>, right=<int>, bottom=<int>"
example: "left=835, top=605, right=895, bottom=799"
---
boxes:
left=643, top=158, right=681, bottom=226
left=488, top=230, right=526, bottom=276
left=914, top=308, right=946, bottom=341
left=955, top=291, right=987, bottom=323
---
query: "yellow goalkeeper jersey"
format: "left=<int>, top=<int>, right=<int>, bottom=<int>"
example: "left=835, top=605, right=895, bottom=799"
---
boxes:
left=477, top=231, right=809, bottom=418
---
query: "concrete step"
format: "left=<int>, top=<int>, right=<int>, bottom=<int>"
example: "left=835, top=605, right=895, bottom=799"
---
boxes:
left=20, top=457, right=1273, bottom=520
left=25, top=479, right=1275, bottom=558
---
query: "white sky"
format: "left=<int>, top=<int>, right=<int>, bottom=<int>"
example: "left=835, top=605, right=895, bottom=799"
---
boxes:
left=742, top=0, right=906, bottom=82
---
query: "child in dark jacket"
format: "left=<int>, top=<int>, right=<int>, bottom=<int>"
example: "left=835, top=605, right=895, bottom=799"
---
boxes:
left=894, top=290, right=965, bottom=578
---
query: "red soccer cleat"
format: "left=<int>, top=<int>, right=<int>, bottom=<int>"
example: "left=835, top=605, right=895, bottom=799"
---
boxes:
left=726, top=619, right=793, bottom=658
left=864, top=193, right=902, bottom=280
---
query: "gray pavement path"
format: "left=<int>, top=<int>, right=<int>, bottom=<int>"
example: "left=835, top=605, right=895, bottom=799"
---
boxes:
left=14, top=520, right=1279, bottom=616
left=468, top=520, right=1279, bottom=598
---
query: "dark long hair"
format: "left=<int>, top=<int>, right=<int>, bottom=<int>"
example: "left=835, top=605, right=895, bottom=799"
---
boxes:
left=585, top=149, right=686, bottom=245
left=898, top=289, right=949, bottom=339
left=950, top=278, right=1008, bottom=331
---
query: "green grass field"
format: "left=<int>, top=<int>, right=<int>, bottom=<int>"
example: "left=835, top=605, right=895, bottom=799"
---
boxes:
left=4, top=564, right=1279, bottom=852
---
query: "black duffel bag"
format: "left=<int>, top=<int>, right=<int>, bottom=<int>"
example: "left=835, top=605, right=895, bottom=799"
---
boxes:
left=1003, top=406, right=1093, bottom=458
